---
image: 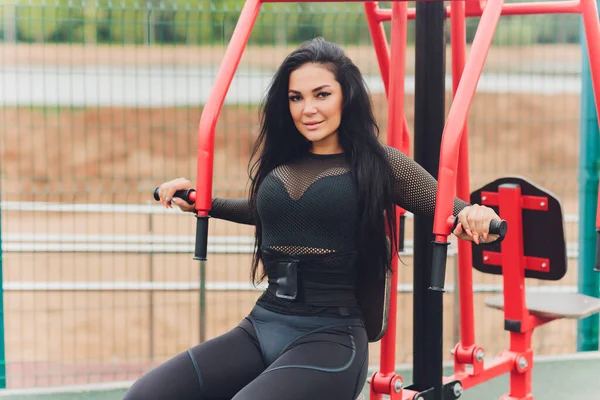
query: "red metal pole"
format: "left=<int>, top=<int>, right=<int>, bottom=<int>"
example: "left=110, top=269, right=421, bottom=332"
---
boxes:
left=364, top=2, right=391, bottom=97
left=497, top=185, right=533, bottom=400
left=581, top=0, right=600, bottom=147
left=450, top=0, right=476, bottom=360
left=195, top=0, right=262, bottom=216
left=486, top=1, right=581, bottom=16
left=364, top=3, right=411, bottom=158
left=433, top=0, right=504, bottom=241
left=379, top=0, right=408, bottom=393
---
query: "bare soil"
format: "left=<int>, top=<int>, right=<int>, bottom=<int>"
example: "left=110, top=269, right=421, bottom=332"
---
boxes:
left=0, top=43, right=582, bottom=75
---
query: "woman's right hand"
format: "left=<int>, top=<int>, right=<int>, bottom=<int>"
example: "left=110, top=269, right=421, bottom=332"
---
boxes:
left=156, top=177, right=196, bottom=212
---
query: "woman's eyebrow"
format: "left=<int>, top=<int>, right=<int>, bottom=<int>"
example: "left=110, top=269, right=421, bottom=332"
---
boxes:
left=288, top=85, right=332, bottom=94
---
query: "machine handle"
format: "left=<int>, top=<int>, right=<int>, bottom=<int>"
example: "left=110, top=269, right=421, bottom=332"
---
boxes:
left=153, top=187, right=197, bottom=205
left=489, top=219, right=508, bottom=238
left=152, top=187, right=207, bottom=261
left=430, top=218, right=508, bottom=292
left=451, top=217, right=507, bottom=239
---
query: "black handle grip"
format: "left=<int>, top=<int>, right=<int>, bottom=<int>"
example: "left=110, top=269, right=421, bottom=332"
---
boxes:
left=489, top=219, right=508, bottom=239
left=194, top=216, right=209, bottom=261
left=153, top=187, right=196, bottom=205
left=453, top=218, right=508, bottom=240
left=431, top=218, right=508, bottom=292
left=429, top=241, right=450, bottom=292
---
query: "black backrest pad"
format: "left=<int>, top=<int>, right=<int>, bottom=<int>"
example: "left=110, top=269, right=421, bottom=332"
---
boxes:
left=470, top=176, right=567, bottom=281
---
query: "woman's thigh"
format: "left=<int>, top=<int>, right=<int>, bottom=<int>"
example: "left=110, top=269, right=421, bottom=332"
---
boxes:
left=123, top=318, right=265, bottom=400
left=232, top=325, right=369, bottom=400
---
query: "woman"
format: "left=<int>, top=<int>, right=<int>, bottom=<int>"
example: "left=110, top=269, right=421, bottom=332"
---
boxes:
left=125, top=37, right=500, bottom=400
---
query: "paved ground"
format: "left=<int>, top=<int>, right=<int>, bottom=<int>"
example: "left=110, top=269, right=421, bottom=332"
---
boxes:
left=1, top=353, right=599, bottom=399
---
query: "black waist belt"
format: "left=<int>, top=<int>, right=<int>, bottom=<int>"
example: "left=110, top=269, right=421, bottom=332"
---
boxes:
left=262, top=251, right=359, bottom=308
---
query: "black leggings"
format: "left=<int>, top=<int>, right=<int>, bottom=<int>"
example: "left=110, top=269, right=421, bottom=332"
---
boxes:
left=123, top=305, right=369, bottom=400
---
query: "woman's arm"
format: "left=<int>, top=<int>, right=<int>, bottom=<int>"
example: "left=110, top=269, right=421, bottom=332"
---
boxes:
left=383, top=145, right=470, bottom=217
left=383, top=146, right=500, bottom=244
left=209, top=198, right=255, bottom=225
left=155, top=177, right=256, bottom=225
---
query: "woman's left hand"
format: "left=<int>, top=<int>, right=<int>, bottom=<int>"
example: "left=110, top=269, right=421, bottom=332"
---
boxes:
left=453, top=204, right=501, bottom=245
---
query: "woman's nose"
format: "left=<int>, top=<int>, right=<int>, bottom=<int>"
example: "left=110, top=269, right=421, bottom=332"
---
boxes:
left=303, top=101, right=317, bottom=115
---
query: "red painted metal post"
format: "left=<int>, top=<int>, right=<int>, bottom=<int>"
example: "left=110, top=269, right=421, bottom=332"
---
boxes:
left=382, top=0, right=407, bottom=372
left=364, top=2, right=390, bottom=97
left=364, top=2, right=411, bottom=151
left=433, top=0, right=504, bottom=242
left=450, top=0, right=477, bottom=368
left=370, top=3, right=409, bottom=399
left=195, top=0, right=262, bottom=216
left=497, top=184, right=534, bottom=400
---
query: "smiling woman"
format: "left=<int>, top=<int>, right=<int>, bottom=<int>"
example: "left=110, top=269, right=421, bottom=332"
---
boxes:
left=142, top=37, right=501, bottom=400
left=287, top=65, right=344, bottom=154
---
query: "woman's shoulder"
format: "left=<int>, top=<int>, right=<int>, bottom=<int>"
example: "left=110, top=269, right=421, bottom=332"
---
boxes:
left=380, top=144, right=406, bottom=159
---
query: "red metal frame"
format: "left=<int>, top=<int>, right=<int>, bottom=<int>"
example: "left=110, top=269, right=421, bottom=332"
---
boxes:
left=193, top=1, right=600, bottom=399
left=367, top=5, right=412, bottom=399
left=446, top=185, right=556, bottom=400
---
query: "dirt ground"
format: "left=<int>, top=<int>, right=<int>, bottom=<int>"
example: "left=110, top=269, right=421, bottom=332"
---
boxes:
left=0, top=43, right=587, bottom=388
left=0, top=90, right=582, bottom=209
left=0, top=43, right=582, bottom=75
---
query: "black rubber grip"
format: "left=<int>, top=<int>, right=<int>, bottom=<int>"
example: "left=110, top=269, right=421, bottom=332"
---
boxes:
left=153, top=187, right=196, bottom=205
left=429, top=241, right=450, bottom=292
left=595, top=229, right=600, bottom=273
left=194, top=216, right=209, bottom=261
left=489, top=219, right=508, bottom=239
left=453, top=218, right=507, bottom=240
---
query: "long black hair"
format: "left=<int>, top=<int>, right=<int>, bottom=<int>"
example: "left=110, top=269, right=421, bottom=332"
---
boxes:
left=248, top=37, right=397, bottom=284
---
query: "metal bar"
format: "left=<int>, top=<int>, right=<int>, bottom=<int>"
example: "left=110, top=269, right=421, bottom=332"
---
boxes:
left=379, top=1, right=408, bottom=386
left=413, top=1, right=446, bottom=395
left=1, top=242, right=582, bottom=258
left=147, top=206, right=155, bottom=364
left=0, top=189, right=5, bottom=388
left=433, top=0, right=504, bottom=239
left=2, top=234, right=256, bottom=245
left=3, top=282, right=579, bottom=294
left=0, top=202, right=581, bottom=222
left=1, top=243, right=257, bottom=253
left=451, top=0, right=477, bottom=358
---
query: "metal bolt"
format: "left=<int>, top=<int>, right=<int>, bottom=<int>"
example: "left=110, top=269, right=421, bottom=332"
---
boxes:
left=453, top=382, right=463, bottom=398
left=540, top=201, right=546, bottom=207
left=518, top=357, right=528, bottom=369
left=476, top=349, right=485, bottom=363
left=482, top=196, right=487, bottom=201
left=394, top=379, right=402, bottom=393
left=483, top=256, right=489, bottom=261
left=541, top=263, right=547, bottom=268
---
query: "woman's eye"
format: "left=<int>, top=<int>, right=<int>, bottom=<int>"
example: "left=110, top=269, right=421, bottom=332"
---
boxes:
left=289, top=96, right=301, bottom=102
left=317, top=92, right=331, bottom=98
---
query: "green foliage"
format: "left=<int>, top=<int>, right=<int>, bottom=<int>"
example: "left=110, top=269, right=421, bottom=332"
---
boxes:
left=1, top=0, right=583, bottom=46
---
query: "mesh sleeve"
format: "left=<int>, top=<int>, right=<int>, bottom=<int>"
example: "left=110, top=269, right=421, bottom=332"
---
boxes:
left=384, top=146, right=471, bottom=217
left=209, top=198, right=255, bottom=225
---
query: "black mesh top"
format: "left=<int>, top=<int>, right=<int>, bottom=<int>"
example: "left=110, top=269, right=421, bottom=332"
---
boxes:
left=209, top=145, right=471, bottom=316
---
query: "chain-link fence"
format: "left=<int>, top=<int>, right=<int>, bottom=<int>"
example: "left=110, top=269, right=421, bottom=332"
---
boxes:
left=0, top=0, right=586, bottom=389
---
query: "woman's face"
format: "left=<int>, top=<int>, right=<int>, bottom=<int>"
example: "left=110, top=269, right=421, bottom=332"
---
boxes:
left=288, top=63, right=343, bottom=154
